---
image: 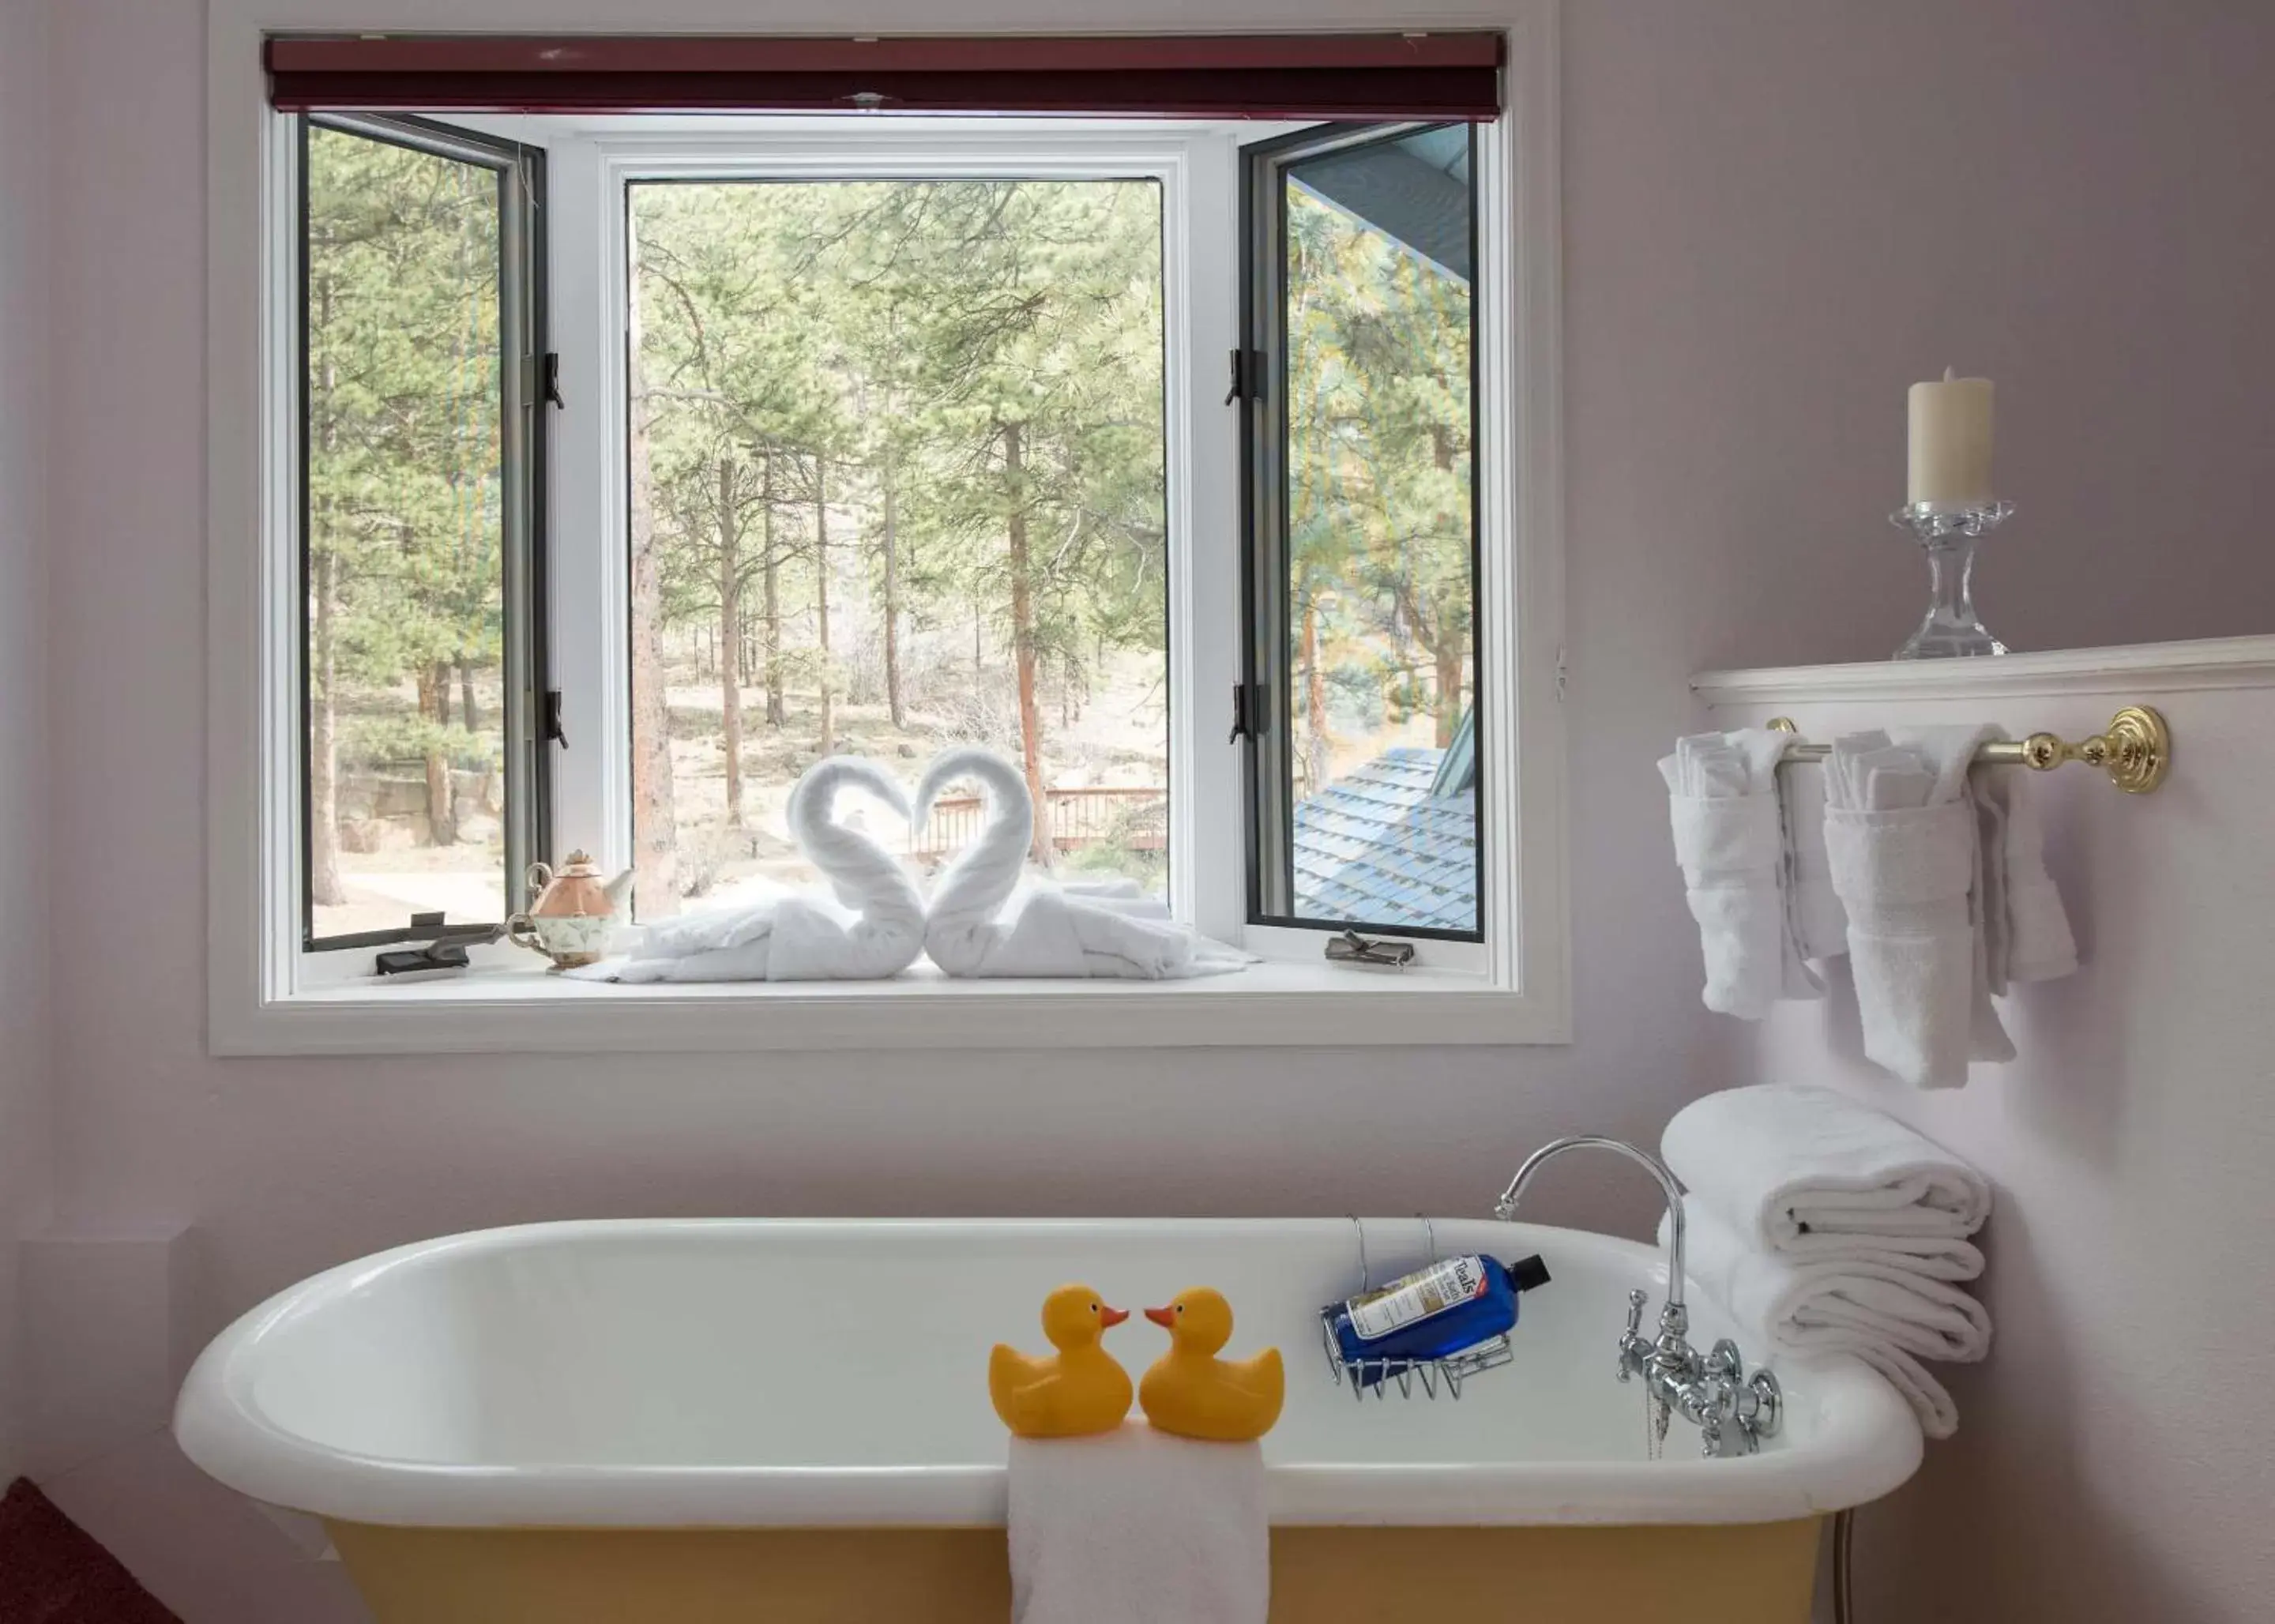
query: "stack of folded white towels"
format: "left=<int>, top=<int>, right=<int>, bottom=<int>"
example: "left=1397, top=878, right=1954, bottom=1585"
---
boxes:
left=1662, top=724, right=2078, bottom=1088
left=1660, top=1084, right=1992, bottom=1439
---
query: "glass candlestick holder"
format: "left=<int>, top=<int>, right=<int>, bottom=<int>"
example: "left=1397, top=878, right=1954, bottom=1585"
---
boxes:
left=1888, top=499, right=2013, bottom=660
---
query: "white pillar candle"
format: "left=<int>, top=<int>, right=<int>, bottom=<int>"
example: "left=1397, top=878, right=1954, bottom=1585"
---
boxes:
left=1906, top=367, right=1995, bottom=509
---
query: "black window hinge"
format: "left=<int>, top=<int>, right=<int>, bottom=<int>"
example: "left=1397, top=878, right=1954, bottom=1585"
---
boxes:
left=542, top=689, right=567, bottom=746
left=541, top=351, right=564, bottom=408
left=1224, top=348, right=1265, bottom=405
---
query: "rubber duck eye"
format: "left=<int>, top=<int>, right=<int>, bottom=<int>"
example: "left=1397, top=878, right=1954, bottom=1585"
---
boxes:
left=1090, top=1303, right=1100, bottom=1314
left=1175, top=1304, right=1185, bottom=1315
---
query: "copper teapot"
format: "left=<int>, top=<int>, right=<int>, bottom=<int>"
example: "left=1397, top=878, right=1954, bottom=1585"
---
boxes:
left=506, top=851, right=634, bottom=969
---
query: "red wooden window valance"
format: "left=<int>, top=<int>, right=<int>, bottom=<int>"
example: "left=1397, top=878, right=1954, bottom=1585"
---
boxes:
left=265, top=32, right=1505, bottom=119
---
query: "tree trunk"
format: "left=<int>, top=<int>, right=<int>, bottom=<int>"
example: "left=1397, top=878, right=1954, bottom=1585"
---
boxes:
left=416, top=664, right=457, bottom=846
left=716, top=456, right=745, bottom=825
left=458, top=660, right=479, bottom=733
left=881, top=445, right=904, bottom=730
left=1301, top=592, right=1330, bottom=795
left=626, top=216, right=680, bottom=916
left=310, top=547, right=346, bottom=907
left=1002, top=421, right=1051, bottom=867
left=761, top=450, right=784, bottom=726
left=814, top=458, right=834, bottom=755
left=1432, top=621, right=1465, bottom=750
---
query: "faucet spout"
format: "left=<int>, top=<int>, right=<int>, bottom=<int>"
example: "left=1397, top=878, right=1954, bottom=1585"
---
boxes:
left=1494, top=1133, right=1687, bottom=1313
left=1494, top=1133, right=1781, bottom=1458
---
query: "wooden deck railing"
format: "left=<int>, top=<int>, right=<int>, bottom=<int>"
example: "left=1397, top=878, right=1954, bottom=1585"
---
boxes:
left=911, top=786, right=1166, bottom=859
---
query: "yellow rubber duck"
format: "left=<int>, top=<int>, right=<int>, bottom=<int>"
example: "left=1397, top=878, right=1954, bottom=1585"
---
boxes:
left=989, top=1284, right=1134, bottom=1438
left=1138, top=1288, right=1284, bottom=1442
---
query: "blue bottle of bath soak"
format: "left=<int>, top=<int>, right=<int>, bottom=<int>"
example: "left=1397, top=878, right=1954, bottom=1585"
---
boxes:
left=1326, top=1254, right=1551, bottom=1383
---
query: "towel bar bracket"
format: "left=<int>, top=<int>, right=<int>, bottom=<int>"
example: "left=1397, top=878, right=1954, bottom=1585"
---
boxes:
left=1764, top=704, right=2171, bottom=795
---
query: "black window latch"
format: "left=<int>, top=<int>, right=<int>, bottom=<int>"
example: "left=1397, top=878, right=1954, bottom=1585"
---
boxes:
left=1224, top=348, right=1265, bottom=404
left=542, top=689, right=567, bottom=747
left=541, top=351, right=565, bottom=408
left=1229, top=682, right=1258, bottom=745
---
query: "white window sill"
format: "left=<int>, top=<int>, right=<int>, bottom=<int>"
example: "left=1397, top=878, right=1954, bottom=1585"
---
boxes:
left=216, top=953, right=1564, bottom=1055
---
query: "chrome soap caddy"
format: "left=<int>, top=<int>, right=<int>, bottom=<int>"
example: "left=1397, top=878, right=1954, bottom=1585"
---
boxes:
left=1322, top=1139, right=1788, bottom=1458
left=1318, top=1216, right=1514, bottom=1402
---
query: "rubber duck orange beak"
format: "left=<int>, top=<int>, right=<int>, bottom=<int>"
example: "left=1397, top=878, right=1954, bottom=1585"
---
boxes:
left=1099, top=1306, right=1130, bottom=1328
left=1144, top=1306, right=1177, bottom=1328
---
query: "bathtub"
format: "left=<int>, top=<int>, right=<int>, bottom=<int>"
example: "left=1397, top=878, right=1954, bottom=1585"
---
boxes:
left=175, top=1217, right=1921, bottom=1622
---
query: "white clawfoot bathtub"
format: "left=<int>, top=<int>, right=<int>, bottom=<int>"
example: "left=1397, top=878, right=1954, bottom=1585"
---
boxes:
left=177, top=1218, right=1921, bottom=1622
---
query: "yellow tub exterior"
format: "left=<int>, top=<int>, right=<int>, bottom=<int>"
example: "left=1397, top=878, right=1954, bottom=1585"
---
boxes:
left=177, top=1220, right=1918, bottom=1623
left=328, top=1517, right=1824, bottom=1624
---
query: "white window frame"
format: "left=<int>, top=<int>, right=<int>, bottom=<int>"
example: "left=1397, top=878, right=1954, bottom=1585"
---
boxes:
left=206, top=0, right=1568, bottom=1056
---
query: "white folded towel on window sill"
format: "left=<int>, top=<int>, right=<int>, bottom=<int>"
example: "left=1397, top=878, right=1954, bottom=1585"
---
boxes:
left=567, top=757, right=928, bottom=984
left=1661, top=1084, right=1991, bottom=1275
left=1010, top=1425, right=1268, bottom=1624
left=916, top=748, right=1252, bottom=980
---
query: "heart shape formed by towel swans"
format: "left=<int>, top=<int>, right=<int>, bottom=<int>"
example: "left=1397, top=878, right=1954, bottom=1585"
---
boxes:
left=570, top=748, right=1251, bottom=983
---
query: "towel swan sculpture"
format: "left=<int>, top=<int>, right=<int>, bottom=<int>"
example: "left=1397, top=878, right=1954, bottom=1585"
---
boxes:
left=914, top=747, right=1249, bottom=980
left=580, top=757, right=927, bottom=983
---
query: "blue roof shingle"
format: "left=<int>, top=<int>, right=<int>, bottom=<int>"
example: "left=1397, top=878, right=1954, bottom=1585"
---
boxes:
left=1291, top=746, right=1479, bottom=934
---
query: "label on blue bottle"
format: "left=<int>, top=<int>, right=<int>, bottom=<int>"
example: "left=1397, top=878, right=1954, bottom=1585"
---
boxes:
left=1345, top=1255, right=1490, bottom=1341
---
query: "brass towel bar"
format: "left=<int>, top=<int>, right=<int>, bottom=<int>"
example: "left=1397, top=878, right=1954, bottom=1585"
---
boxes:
left=1763, top=705, right=2171, bottom=795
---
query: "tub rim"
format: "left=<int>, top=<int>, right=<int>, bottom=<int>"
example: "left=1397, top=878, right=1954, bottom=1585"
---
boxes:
left=174, top=1216, right=1924, bottom=1529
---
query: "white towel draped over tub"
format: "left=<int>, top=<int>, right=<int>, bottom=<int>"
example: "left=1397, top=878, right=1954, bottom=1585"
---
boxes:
left=1010, top=1427, right=1268, bottom=1624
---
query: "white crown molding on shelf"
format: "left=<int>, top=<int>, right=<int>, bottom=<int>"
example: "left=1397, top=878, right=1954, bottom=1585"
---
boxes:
left=1692, top=633, right=2275, bottom=708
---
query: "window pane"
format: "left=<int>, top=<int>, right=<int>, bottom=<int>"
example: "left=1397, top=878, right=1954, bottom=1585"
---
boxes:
left=1268, top=126, right=1479, bottom=937
left=626, top=180, right=1168, bottom=919
left=303, top=123, right=510, bottom=940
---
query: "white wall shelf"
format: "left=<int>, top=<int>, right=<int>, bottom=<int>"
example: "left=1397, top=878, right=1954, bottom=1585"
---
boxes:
left=1693, top=634, right=2275, bottom=709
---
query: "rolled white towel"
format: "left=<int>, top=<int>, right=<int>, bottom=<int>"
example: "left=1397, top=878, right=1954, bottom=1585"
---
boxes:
left=1660, top=728, right=1822, bottom=1019
left=1825, top=727, right=2013, bottom=1088
left=1968, top=749, right=2078, bottom=987
left=1661, top=1084, right=1992, bottom=1268
left=1668, top=1198, right=1984, bottom=1438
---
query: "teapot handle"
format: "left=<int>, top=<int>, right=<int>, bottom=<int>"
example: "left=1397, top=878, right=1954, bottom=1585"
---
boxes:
left=506, top=912, right=545, bottom=955
left=525, top=861, right=554, bottom=893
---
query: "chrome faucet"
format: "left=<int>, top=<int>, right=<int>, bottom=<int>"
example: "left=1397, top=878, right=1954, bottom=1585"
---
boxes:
left=1495, top=1135, right=1781, bottom=1458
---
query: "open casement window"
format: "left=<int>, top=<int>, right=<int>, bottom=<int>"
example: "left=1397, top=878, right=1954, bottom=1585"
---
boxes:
left=297, top=114, right=547, bottom=948
left=220, top=17, right=1568, bottom=1050
left=1239, top=122, right=1483, bottom=944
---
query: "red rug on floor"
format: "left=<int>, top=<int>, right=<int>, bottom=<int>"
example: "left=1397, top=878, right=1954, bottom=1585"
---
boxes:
left=0, top=1477, right=180, bottom=1623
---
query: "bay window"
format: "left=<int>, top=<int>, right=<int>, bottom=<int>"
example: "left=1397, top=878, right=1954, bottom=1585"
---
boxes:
left=211, top=13, right=1566, bottom=1052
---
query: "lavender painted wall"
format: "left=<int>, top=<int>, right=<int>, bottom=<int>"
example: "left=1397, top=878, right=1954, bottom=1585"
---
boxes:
left=0, top=0, right=56, bottom=1485
left=1574, top=1, right=2275, bottom=667
left=1716, top=675, right=2275, bottom=1623
left=9, top=0, right=2273, bottom=1617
